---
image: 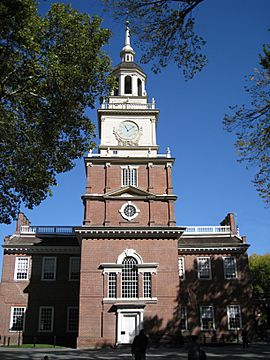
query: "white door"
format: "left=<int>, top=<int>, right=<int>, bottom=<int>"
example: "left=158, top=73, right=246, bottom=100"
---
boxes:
left=121, top=314, right=137, bottom=343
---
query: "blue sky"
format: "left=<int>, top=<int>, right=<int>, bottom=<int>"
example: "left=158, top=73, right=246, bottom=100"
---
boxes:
left=0, top=0, right=269, bottom=271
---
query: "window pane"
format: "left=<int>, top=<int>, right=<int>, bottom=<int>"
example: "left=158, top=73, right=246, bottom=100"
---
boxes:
left=10, top=307, right=26, bottom=331
left=227, top=305, right=242, bottom=330
left=200, top=306, right=214, bottom=330
left=224, top=257, right=237, bottom=279
left=121, top=257, right=138, bottom=298
left=69, top=257, right=80, bottom=280
left=67, top=307, right=79, bottom=332
left=15, top=257, right=29, bottom=280
left=122, top=168, right=138, bottom=187
left=131, top=169, right=137, bottom=186
left=143, top=272, right=152, bottom=298
left=178, top=257, right=185, bottom=279
left=108, top=272, right=117, bottom=298
left=197, top=257, right=211, bottom=279
left=42, top=257, right=56, bottom=280
left=180, top=306, right=187, bottom=330
left=39, top=307, right=53, bottom=332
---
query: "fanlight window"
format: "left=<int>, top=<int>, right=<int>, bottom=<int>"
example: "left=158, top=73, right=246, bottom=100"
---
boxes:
left=121, top=256, right=138, bottom=298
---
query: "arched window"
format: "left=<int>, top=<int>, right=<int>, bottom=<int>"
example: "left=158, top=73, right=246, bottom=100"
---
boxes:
left=137, top=78, right=142, bottom=96
left=125, top=76, right=132, bottom=94
left=121, top=256, right=138, bottom=298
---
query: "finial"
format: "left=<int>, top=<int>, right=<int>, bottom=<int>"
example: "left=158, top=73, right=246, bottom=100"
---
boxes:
left=125, top=19, right=131, bottom=47
left=120, top=19, right=135, bottom=62
left=166, top=147, right=171, bottom=158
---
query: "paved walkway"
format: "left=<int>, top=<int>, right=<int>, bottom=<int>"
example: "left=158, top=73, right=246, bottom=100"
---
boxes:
left=0, top=343, right=269, bottom=359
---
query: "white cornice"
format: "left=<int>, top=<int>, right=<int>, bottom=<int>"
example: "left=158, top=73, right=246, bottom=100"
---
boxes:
left=3, top=246, right=80, bottom=254
left=82, top=193, right=177, bottom=201
left=75, top=226, right=185, bottom=240
left=178, top=246, right=248, bottom=253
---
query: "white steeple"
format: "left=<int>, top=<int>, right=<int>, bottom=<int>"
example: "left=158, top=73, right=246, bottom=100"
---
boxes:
left=120, top=20, right=135, bottom=63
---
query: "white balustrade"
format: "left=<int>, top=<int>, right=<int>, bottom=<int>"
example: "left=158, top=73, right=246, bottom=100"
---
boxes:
left=20, top=225, right=231, bottom=235
left=184, top=226, right=231, bottom=234
left=20, top=225, right=75, bottom=234
left=101, top=103, right=155, bottom=110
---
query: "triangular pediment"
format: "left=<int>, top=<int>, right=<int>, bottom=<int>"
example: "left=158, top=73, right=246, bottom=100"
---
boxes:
left=104, top=186, right=155, bottom=198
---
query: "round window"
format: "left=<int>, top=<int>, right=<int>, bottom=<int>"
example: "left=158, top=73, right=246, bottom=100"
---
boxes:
left=120, top=202, right=140, bottom=221
left=124, top=204, right=136, bottom=218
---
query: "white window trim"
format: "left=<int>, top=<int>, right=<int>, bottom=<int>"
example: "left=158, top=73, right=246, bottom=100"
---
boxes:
left=223, top=256, right=237, bottom=279
left=14, top=257, right=30, bottom=281
left=200, top=305, right=215, bottom=331
left=41, top=257, right=57, bottom=281
left=197, top=257, right=212, bottom=280
left=121, top=166, right=139, bottom=187
left=143, top=272, right=152, bottom=298
left=178, top=257, right=185, bottom=280
left=69, top=257, right=80, bottom=281
left=108, top=272, right=117, bottom=299
left=119, top=201, right=140, bottom=221
left=121, top=256, right=138, bottom=299
left=66, top=306, right=79, bottom=333
left=227, top=305, right=242, bottom=330
left=9, top=307, right=26, bottom=332
left=39, top=306, right=54, bottom=332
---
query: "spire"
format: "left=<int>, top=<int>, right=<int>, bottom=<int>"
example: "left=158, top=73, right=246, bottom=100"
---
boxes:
left=120, top=20, right=135, bottom=62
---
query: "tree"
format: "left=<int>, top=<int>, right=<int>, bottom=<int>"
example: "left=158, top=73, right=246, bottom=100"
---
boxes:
left=0, top=0, right=113, bottom=224
left=103, top=0, right=206, bottom=79
left=224, top=44, right=270, bottom=206
left=249, top=253, right=270, bottom=297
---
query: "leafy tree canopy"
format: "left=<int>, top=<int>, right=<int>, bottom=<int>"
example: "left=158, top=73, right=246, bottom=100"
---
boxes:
left=0, top=0, right=113, bottom=224
left=249, top=253, right=270, bottom=297
left=224, top=43, right=270, bottom=206
left=103, top=0, right=206, bottom=79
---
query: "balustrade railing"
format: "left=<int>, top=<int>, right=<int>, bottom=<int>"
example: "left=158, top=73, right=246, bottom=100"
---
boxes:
left=20, top=225, right=75, bottom=234
left=101, top=102, right=155, bottom=110
left=20, top=225, right=231, bottom=235
left=183, top=226, right=231, bottom=234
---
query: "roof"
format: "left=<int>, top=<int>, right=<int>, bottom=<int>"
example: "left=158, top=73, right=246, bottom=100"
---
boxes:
left=112, top=61, right=146, bottom=75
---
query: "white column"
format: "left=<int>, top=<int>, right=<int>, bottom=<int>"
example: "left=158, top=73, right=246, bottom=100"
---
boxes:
left=120, top=74, right=125, bottom=95
left=151, top=119, right=156, bottom=145
left=132, top=75, right=137, bottom=96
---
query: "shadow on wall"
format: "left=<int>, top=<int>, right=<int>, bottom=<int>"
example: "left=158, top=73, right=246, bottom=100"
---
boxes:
left=144, top=257, right=253, bottom=346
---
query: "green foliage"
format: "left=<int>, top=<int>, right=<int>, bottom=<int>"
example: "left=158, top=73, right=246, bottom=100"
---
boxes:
left=0, top=0, right=113, bottom=224
left=103, top=0, right=206, bottom=79
left=249, top=253, right=270, bottom=297
left=224, top=43, right=270, bottom=206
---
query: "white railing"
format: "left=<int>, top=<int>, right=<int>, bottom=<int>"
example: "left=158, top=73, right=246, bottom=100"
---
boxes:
left=20, top=225, right=231, bottom=235
left=20, top=225, right=75, bottom=234
left=184, top=226, right=231, bottom=234
left=87, top=153, right=171, bottom=158
left=101, top=103, right=155, bottom=110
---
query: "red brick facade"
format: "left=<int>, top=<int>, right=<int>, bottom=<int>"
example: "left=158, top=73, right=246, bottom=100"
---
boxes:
left=0, top=24, right=252, bottom=348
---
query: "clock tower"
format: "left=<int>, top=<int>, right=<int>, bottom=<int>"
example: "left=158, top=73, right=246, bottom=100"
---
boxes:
left=76, top=21, right=184, bottom=347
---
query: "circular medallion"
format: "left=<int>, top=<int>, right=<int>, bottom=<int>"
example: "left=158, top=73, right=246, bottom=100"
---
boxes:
left=120, top=201, right=140, bottom=221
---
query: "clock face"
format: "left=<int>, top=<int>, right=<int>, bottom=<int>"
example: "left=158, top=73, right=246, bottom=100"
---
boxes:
left=118, top=121, right=139, bottom=140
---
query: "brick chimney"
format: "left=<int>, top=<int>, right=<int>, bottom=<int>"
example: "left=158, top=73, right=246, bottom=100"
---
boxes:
left=220, top=213, right=237, bottom=235
left=16, top=212, right=30, bottom=233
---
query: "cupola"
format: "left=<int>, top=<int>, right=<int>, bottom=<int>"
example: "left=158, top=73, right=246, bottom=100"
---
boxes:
left=111, top=21, right=147, bottom=97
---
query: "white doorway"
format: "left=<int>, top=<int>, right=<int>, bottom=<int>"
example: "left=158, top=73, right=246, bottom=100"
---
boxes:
left=116, top=307, right=144, bottom=344
left=122, top=314, right=137, bottom=343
